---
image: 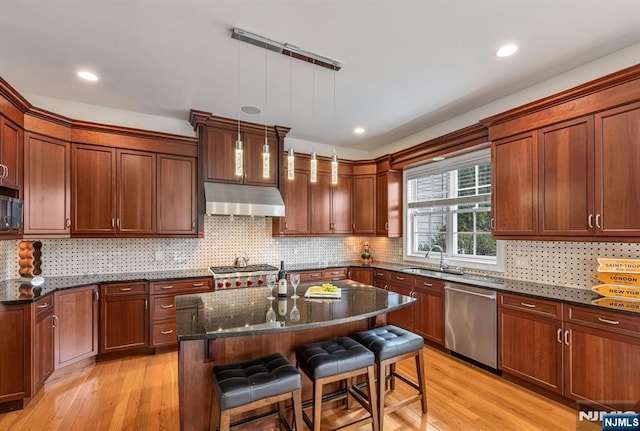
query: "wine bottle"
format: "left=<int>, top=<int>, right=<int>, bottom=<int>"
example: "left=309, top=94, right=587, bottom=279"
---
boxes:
left=277, top=260, right=287, bottom=297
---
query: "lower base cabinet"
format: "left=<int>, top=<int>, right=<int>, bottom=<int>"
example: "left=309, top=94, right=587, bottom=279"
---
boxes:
left=348, top=267, right=372, bottom=285
left=412, top=277, right=445, bottom=346
left=33, top=298, right=55, bottom=394
left=54, top=285, right=98, bottom=368
left=0, top=303, right=31, bottom=407
left=99, top=282, right=149, bottom=354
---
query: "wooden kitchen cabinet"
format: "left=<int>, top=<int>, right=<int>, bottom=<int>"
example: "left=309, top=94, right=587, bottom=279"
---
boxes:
left=376, top=170, right=402, bottom=237
left=99, top=282, right=149, bottom=354
left=413, top=277, right=445, bottom=346
left=54, top=285, right=98, bottom=368
left=348, top=267, right=373, bottom=285
left=148, top=278, right=211, bottom=348
left=32, top=297, right=55, bottom=394
left=0, top=114, right=22, bottom=190
left=491, top=131, right=538, bottom=236
left=157, top=154, right=196, bottom=235
left=386, top=272, right=415, bottom=331
left=278, top=167, right=311, bottom=235
left=72, top=145, right=155, bottom=236
left=0, top=302, right=31, bottom=407
left=23, top=133, right=71, bottom=237
left=352, top=174, right=376, bottom=235
left=296, top=268, right=348, bottom=283
left=498, top=293, right=563, bottom=394
left=310, top=173, right=352, bottom=234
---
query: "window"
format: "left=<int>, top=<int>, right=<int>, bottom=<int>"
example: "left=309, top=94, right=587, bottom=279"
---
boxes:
left=404, top=149, right=503, bottom=271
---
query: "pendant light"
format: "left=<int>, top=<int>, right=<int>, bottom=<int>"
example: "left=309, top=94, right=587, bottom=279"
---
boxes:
left=262, top=43, right=270, bottom=179
left=310, top=61, right=317, bottom=183
left=310, top=149, right=318, bottom=183
left=330, top=69, right=338, bottom=185
left=235, top=39, right=243, bottom=177
left=287, top=148, right=295, bottom=180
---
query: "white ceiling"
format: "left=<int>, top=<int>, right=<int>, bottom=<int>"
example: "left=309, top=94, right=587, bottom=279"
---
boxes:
left=1, top=0, right=640, bottom=152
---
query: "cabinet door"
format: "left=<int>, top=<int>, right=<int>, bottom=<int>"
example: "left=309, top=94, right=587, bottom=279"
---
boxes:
left=387, top=284, right=414, bottom=331
left=283, top=168, right=310, bottom=235
left=310, top=173, right=332, bottom=234
left=539, top=116, right=594, bottom=236
left=564, top=323, right=640, bottom=405
left=413, top=283, right=444, bottom=346
left=352, top=175, right=376, bottom=234
left=492, top=132, right=538, bottom=236
left=23, top=134, right=71, bottom=236
left=54, top=286, right=98, bottom=368
left=33, top=307, right=54, bottom=391
left=0, top=304, right=31, bottom=402
left=71, top=144, right=117, bottom=235
left=349, top=268, right=373, bottom=285
left=117, top=149, right=155, bottom=234
left=376, top=173, right=389, bottom=235
left=498, top=308, right=563, bottom=394
left=331, top=174, right=352, bottom=234
left=0, top=116, right=22, bottom=190
left=157, top=155, right=196, bottom=235
left=595, top=101, right=640, bottom=236
left=204, top=127, right=241, bottom=183
left=100, top=295, right=149, bottom=354
left=376, top=171, right=402, bottom=237
left=243, top=132, right=277, bottom=186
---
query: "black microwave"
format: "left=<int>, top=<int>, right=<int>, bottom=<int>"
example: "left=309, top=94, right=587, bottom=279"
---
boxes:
left=0, top=195, right=23, bottom=231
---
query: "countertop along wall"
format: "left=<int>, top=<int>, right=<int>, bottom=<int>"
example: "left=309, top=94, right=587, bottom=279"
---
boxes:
left=1, top=217, right=639, bottom=289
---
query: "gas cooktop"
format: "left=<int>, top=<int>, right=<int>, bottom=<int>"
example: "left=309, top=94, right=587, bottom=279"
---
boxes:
left=209, top=264, right=279, bottom=275
left=209, top=264, right=279, bottom=289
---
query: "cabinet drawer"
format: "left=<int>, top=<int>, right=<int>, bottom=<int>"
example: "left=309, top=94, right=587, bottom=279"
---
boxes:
left=299, top=271, right=325, bottom=283
left=149, top=278, right=211, bottom=295
left=564, top=304, right=640, bottom=336
left=322, top=268, right=347, bottom=280
left=34, top=295, right=54, bottom=316
left=499, top=293, right=562, bottom=319
left=373, top=269, right=389, bottom=281
left=389, top=272, right=414, bottom=287
left=413, top=276, right=444, bottom=292
left=151, top=321, right=178, bottom=347
left=101, top=282, right=148, bottom=296
left=150, top=296, right=177, bottom=321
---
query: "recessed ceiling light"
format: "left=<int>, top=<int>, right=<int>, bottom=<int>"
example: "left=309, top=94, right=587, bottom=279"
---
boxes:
left=354, top=127, right=365, bottom=134
left=432, top=156, right=446, bottom=161
left=241, top=105, right=262, bottom=115
left=496, top=44, right=518, bottom=57
left=77, top=70, right=98, bottom=81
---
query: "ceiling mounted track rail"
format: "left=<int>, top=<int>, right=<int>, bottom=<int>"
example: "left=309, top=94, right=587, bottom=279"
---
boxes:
left=231, top=27, right=344, bottom=71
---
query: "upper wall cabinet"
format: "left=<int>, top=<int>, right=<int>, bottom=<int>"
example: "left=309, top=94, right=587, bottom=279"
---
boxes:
left=157, top=154, right=197, bottom=235
left=0, top=114, right=23, bottom=191
left=376, top=157, right=402, bottom=237
left=23, top=133, right=71, bottom=237
left=352, top=173, right=376, bottom=235
left=485, top=64, right=640, bottom=241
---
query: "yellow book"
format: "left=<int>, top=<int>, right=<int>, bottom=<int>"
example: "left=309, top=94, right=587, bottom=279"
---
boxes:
left=596, top=258, right=640, bottom=273
left=591, top=284, right=640, bottom=300
left=592, top=272, right=640, bottom=287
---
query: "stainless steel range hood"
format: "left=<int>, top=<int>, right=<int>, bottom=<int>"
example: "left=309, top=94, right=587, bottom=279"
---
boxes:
left=204, top=182, right=285, bottom=217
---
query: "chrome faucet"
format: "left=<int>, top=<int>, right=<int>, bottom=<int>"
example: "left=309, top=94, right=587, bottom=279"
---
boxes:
left=426, top=244, right=446, bottom=271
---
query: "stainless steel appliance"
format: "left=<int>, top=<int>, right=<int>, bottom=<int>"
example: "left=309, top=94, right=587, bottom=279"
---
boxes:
left=0, top=195, right=23, bottom=231
left=444, top=281, right=497, bottom=369
left=209, top=264, right=279, bottom=289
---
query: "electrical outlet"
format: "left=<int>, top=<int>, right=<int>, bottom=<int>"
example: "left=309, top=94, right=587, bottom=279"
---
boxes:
left=154, top=251, right=164, bottom=261
left=515, top=257, right=529, bottom=268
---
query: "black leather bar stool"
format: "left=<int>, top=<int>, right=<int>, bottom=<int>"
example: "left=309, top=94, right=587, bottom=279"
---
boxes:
left=210, top=352, right=304, bottom=431
left=295, top=337, right=379, bottom=431
left=350, top=325, right=428, bottom=430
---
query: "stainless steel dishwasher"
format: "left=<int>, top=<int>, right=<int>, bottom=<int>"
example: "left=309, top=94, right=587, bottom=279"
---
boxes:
left=444, top=281, right=497, bottom=369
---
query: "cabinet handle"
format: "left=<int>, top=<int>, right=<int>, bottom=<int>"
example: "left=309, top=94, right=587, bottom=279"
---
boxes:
left=330, top=271, right=341, bottom=275
left=65, top=218, right=72, bottom=228
left=52, top=315, right=58, bottom=328
left=384, top=284, right=388, bottom=290
left=160, top=285, right=173, bottom=290
left=111, top=218, right=116, bottom=228
left=160, top=330, right=174, bottom=335
left=520, top=302, right=536, bottom=308
left=564, top=330, right=570, bottom=346
left=376, top=272, right=384, bottom=277
left=119, top=287, right=132, bottom=292
left=587, top=214, right=594, bottom=229
left=395, top=276, right=404, bottom=281
left=384, top=222, right=389, bottom=231
left=116, top=218, right=121, bottom=228
left=352, top=223, right=356, bottom=230
left=422, top=282, right=433, bottom=287
left=37, top=302, right=50, bottom=309
left=145, top=299, right=148, bottom=310
left=94, top=291, right=100, bottom=301
left=192, top=220, right=196, bottom=230
left=597, top=317, right=619, bottom=325
left=595, top=214, right=602, bottom=229
left=1, top=164, right=7, bottom=179
left=284, top=222, right=288, bottom=230
left=556, top=328, right=562, bottom=344
left=192, top=283, right=204, bottom=287
left=491, top=217, right=496, bottom=230
left=160, top=304, right=174, bottom=309
left=310, top=274, right=321, bottom=278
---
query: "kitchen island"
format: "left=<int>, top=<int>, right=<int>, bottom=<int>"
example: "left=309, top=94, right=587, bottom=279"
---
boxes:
left=175, top=280, right=415, bottom=431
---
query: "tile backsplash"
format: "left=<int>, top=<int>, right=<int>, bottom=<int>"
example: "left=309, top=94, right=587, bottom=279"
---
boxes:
left=2, top=217, right=639, bottom=290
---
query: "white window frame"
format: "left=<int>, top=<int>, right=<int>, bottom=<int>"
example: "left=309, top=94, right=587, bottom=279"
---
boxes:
left=403, top=148, right=504, bottom=272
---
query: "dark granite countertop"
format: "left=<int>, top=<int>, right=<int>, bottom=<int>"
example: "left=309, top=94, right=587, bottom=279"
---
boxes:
left=175, top=280, right=415, bottom=340
left=0, top=268, right=212, bottom=305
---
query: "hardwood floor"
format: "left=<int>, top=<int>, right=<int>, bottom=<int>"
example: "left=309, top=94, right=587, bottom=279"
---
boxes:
left=0, top=346, right=575, bottom=430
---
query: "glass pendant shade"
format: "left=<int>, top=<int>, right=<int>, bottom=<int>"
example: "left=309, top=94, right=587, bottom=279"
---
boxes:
left=310, top=151, right=317, bottom=183
left=287, top=148, right=295, bottom=180
left=235, top=136, right=243, bottom=177
left=262, top=140, right=270, bottom=178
